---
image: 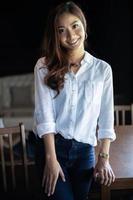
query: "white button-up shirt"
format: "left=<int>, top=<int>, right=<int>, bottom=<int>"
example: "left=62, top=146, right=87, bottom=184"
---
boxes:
left=33, top=51, right=116, bottom=146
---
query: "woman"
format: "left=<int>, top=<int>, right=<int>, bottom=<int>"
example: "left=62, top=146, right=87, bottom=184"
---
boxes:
left=33, top=1, right=116, bottom=200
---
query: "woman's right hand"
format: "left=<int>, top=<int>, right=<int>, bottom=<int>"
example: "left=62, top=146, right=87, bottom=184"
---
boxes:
left=42, top=157, right=66, bottom=196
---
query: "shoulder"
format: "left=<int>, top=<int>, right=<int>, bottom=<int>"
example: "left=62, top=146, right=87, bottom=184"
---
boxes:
left=89, top=54, right=112, bottom=77
left=34, top=57, right=47, bottom=69
left=85, top=51, right=112, bottom=71
left=93, top=56, right=111, bottom=70
left=34, top=57, right=48, bottom=74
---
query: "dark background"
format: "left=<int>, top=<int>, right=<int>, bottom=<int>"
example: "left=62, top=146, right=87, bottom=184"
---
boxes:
left=0, top=0, right=132, bottom=103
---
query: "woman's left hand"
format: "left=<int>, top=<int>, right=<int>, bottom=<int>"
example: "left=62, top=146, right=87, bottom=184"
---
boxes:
left=93, top=158, right=115, bottom=186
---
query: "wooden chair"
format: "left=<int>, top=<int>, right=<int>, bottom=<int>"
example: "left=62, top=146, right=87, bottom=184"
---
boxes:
left=0, top=123, right=35, bottom=192
left=114, top=104, right=133, bottom=125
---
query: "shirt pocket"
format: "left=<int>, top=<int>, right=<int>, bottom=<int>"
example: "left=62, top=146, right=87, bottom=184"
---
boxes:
left=84, top=81, right=103, bottom=105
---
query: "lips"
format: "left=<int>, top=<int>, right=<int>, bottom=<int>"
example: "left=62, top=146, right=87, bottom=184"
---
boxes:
left=67, top=38, right=80, bottom=46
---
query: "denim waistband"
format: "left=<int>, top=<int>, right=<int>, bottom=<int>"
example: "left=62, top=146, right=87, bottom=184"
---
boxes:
left=55, top=133, right=90, bottom=146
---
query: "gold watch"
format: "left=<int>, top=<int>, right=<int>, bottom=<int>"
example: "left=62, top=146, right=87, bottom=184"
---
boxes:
left=99, top=152, right=109, bottom=159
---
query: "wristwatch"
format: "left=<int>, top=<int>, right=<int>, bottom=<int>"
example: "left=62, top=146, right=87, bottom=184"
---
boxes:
left=99, top=152, right=109, bottom=159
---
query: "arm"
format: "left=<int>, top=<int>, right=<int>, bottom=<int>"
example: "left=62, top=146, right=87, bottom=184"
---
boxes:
left=94, top=138, right=115, bottom=186
left=98, top=138, right=111, bottom=157
left=43, top=133, right=57, bottom=160
left=42, top=133, right=65, bottom=196
left=34, top=59, right=56, bottom=138
left=34, top=60, right=65, bottom=196
left=94, top=65, right=116, bottom=186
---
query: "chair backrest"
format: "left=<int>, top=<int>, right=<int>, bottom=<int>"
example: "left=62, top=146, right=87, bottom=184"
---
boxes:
left=0, top=123, right=35, bottom=192
left=114, top=104, right=133, bottom=125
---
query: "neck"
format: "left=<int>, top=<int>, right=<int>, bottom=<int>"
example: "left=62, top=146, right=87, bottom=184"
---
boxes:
left=67, top=47, right=85, bottom=65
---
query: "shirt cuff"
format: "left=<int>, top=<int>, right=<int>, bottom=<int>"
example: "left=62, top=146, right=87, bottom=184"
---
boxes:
left=98, top=129, right=116, bottom=142
left=36, top=122, right=56, bottom=138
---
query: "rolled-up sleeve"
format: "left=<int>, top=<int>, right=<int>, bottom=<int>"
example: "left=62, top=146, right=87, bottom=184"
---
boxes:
left=33, top=59, right=56, bottom=138
left=98, top=64, right=116, bottom=141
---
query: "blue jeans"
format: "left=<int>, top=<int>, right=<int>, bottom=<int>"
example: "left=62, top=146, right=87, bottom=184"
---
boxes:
left=35, top=134, right=95, bottom=200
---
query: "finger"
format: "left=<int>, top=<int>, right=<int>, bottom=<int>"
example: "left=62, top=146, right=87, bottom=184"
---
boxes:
left=93, top=167, right=98, bottom=177
left=51, top=176, right=58, bottom=195
left=109, top=165, right=115, bottom=182
left=48, top=176, right=53, bottom=196
left=108, top=169, right=115, bottom=186
left=59, top=167, right=66, bottom=182
left=99, top=170, right=104, bottom=185
left=103, top=169, right=109, bottom=186
left=47, top=173, right=59, bottom=196
left=42, top=169, right=46, bottom=187
left=94, top=172, right=100, bottom=182
left=107, top=170, right=113, bottom=186
left=45, top=175, right=50, bottom=194
left=111, top=169, right=115, bottom=182
left=93, top=169, right=98, bottom=177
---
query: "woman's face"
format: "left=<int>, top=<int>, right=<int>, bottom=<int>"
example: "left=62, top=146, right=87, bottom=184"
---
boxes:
left=57, top=13, right=85, bottom=51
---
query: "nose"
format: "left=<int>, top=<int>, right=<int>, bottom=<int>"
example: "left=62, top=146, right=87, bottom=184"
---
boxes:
left=67, top=29, right=76, bottom=41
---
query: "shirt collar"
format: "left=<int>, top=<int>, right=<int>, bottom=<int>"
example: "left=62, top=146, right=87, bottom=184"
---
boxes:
left=66, top=51, right=94, bottom=78
left=80, top=51, right=93, bottom=66
left=75, top=51, right=93, bottom=77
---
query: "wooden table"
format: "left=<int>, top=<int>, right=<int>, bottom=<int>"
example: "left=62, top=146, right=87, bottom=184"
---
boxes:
left=101, top=125, right=133, bottom=200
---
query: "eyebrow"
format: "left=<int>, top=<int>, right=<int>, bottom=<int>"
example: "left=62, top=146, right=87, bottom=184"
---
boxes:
left=58, top=20, right=79, bottom=28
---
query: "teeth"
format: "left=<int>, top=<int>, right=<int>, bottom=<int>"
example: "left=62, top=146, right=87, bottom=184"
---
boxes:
left=71, top=41, right=77, bottom=44
left=69, top=39, right=79, bottom=45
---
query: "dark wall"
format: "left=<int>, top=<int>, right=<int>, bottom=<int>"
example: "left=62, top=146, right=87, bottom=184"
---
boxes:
left=0, top=0, right=132, bottom=102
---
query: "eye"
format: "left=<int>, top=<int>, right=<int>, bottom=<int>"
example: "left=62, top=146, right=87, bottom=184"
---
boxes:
left=58, top=28, right=65, bottom=34
left=72, top=23, right=79, bottom=29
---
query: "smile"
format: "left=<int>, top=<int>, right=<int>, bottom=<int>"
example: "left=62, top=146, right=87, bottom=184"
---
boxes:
left=68, top=38, right=80, bottom=46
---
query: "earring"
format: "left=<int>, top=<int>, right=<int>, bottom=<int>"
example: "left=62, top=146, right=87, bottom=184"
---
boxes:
left=85, top=33, right=88, bottom=40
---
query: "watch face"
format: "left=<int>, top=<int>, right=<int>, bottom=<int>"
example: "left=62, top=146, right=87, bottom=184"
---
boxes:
left=99, top=152, right=109, bottom=159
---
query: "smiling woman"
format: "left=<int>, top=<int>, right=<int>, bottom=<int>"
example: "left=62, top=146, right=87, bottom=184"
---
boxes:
left=57, top=13, right=85, bottom=50
left=33, top=2, right=116, bottom=200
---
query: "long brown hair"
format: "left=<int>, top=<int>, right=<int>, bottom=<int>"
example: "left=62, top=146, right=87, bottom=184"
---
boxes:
left=42, top=1, right=87, bottom=97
